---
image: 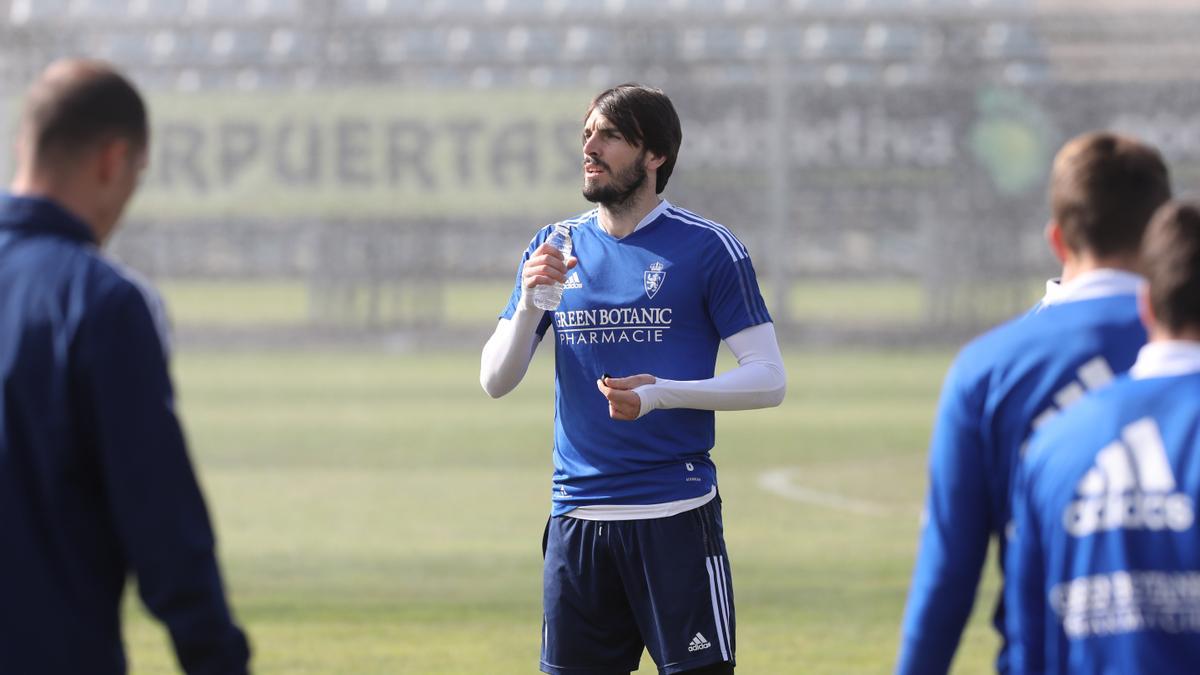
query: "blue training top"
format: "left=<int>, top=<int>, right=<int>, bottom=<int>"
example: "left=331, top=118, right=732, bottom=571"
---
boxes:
left=501, top=201, right=771, bottom=516
left=0, top=194, right=249, bottom=675
left=897, top=288, right=1146, bottom=675
left=1007, top=364, right=1200, bottom=674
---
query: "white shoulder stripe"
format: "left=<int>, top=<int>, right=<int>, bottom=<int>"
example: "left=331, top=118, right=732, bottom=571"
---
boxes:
left=560, top=209, right=597, bottom=228
left=663, top=212, right=744, bottom=262
left=665, top=208, right=748, bottom=260
left=527, top=211, right=593, bottom=249
left=668, top=207, right=748, bottom=255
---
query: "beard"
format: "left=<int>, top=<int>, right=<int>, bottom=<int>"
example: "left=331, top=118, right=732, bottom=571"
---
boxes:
left=582, top=152, right=647, bottom=210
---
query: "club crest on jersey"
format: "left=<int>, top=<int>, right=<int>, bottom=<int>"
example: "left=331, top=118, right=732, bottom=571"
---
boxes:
left=644, top=261, right=667, bottom=299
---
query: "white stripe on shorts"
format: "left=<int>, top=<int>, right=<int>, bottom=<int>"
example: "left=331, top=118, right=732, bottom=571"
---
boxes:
left=705, top=556, right=731, bottom=661
left=713, top=555, right=732, bottom=656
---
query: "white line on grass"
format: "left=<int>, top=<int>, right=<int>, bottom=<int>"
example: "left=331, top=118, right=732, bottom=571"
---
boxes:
left=757, top=468, right=895, bottom=518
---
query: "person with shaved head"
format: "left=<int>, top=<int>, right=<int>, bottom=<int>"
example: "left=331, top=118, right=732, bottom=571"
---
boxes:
left=0, top=60, right=250, bottom=674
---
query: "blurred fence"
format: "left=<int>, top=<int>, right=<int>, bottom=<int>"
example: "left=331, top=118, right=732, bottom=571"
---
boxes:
left=2, top=0, right=1198, bottom=346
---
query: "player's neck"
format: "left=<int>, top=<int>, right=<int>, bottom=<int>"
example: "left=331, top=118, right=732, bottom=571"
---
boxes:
left=1148, top=325, right=1200, bottom=343
left=597, top=189, right=662, bottom=239
left=1059, top=252, right=1140, bottom=285
left=10, top=171, right=104, bottom=242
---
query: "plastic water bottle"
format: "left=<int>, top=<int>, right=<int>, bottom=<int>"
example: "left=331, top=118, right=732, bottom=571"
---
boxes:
left=533, top=224, right=573, bottom=311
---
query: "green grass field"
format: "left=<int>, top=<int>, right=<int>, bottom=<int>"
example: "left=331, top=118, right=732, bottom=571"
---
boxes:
left=118, top=342, right=1007, bottom=674
left=154, top=278, right=1045, bottom=333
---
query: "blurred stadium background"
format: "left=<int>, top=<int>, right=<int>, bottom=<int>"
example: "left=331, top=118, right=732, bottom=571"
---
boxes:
left=4, top=0, right=1199, bottom=345
left=2, top=1, right=1199, bottom=673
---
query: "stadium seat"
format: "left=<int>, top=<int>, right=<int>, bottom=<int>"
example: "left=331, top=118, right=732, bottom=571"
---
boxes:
left=339, top=0, right=395, bottom=16
left=67, top=0, right=128, bottom=19
left=514, top=27, right=561, bottom=61
left=8, top=0, right=70, bottom=24
left=700, top=27, right=744, bottom=59
left=422, top=66, right=472, bottom=86
left=561, top=26, right=614, bottom=62
left=450, top=27, right=509, bottom=61
left=863, top=22, right=928, bottom=59
left=248, top=0, right=301, bottom=17
left=980, top=22, right=1041, bottom=58
left=268, top=28, right=320, bottom=64
left=739, top=25, right=767, bottom=55
left=526, top=65, right=585, bottom=86
left=469, top=65, right=523, bottom=88
left=435, top=0, right=492, bottom=16
left=854, top=0, right=928, bottom=12
left=924, top=0, right=1036, bottom=10
left=732, top=0, right=780, bottom=13
left=788, top=0, right=852, bottom=13
left=498, top=0, right=549, bottom=15
left=325, top=30, right=379, bottom=65
left=97, top=31, right=152, bottom=63
left=209, top=29, right=271, bottom=63
left=676, top=0, right=778, bottom=14
left=801, top=23, right=867, bottom=59
left=148, top=30, right=179, bottom=63
left=380, top=29, right=447, bottom=63
left=149, top=29, right=213, bottom=65
left=1002, top=61, right=1050, bottom=84
left=676, top=0, right=722, bottom=13
left=234, top=68, right=262, bottom=90
left=823, top=62, right=878, bottom=86
left=173, top=68, right=203, bottom=91
left=884, top=62, right=935, bottom=86
left=699, top=26, right=746, bottom=59
left=193, top=0, right=276, bottom=18
left=127, top=0, right=190, bottom=20
left=704, top=63, right=763, bottom=84
left=553, top=0, right=654, bottom=17
left=504, top=26, right=531, bottom=59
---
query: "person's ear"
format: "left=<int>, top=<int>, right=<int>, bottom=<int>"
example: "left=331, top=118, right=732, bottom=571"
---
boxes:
left=1045, top=220, right=1070, bottom=264
left=1138, top=282, right=1158, bottom=336
left=95, top=138, right=130, bottom=185
left=644, top=150, right=666, bottom=173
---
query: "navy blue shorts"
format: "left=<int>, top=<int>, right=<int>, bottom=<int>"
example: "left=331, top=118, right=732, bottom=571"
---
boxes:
left=540, top=496, right=735, bottom=675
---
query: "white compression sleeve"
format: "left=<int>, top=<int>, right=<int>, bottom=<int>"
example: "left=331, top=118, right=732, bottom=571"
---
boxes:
left=632, top=322, right=787, bottom=418
left=479, top=290, right=546, bottom=398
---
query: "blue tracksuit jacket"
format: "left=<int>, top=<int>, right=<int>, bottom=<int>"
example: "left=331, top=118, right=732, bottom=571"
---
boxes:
left=0, top=194, right=249, bottom=674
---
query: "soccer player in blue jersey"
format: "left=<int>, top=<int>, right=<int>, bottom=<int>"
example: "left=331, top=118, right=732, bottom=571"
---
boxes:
left=895, top=132, right=1172, bottom=674
left=0, top=61, right=249, bottom=674
left=480, top=84, right=787, bottom=675
left=1006, top=201, right=1200, bottom=674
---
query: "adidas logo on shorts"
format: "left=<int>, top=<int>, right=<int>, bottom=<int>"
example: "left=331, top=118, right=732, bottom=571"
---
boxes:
left=687, top=632, right=711, bottom=653
left=1064, top=417, right=1195, bottom=537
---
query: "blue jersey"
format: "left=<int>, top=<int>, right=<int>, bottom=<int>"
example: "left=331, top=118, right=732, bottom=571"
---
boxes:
left=0, top=195, right=249, bottom=674
left=1007, top=358, right=1200, bottom=674
left=897, top=285, right=1146, bottom=674
left=501, top=201, right=770, bottom=515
